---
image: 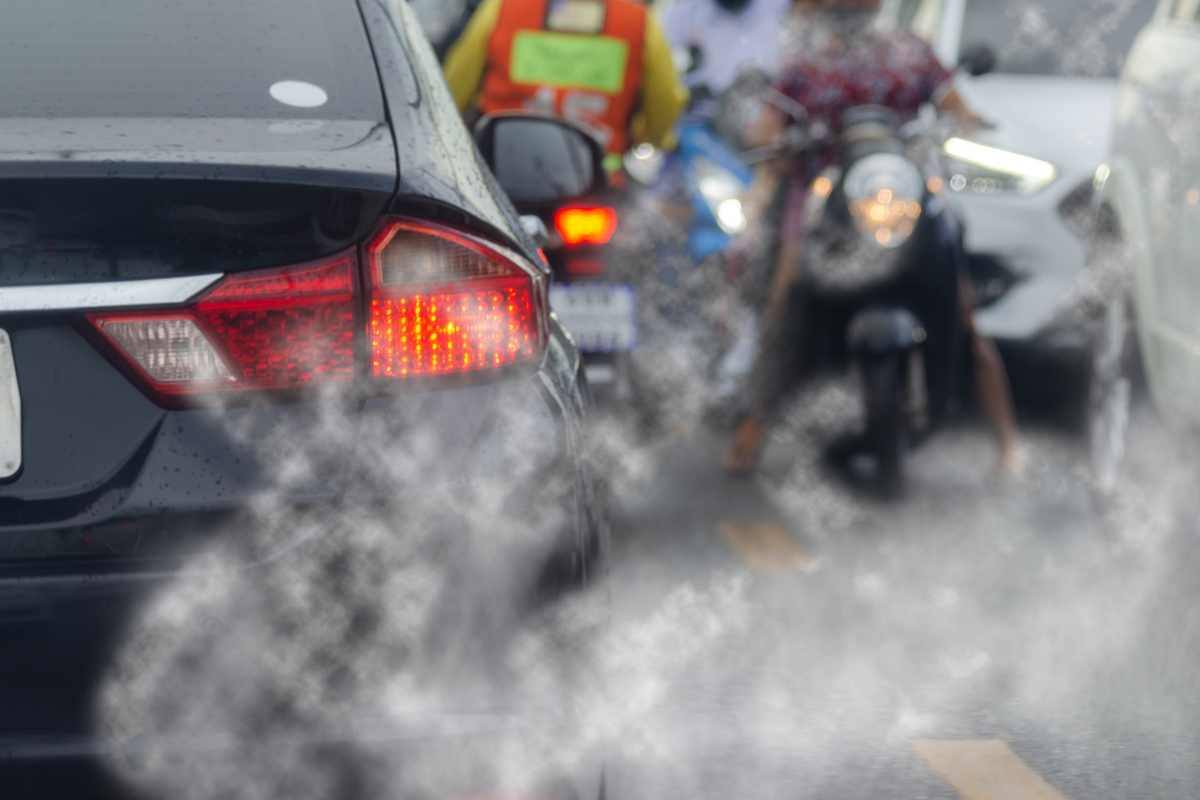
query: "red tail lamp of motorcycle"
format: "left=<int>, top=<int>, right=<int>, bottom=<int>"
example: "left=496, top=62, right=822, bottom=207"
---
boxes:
left=553, top=206, right=618, bottom=247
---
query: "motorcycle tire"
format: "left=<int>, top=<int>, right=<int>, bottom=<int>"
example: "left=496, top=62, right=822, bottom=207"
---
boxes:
left=862, top=356, right=910, bottom=496
left=1087, top=295, right=1140, bottom=500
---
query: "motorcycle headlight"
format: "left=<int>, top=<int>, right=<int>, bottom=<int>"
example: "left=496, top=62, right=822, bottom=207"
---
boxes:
left=844, top=153, right=924, bottom=250
left=943, top=137, right=1057, bottom=195
left=693, top=158, right=748, bottom=236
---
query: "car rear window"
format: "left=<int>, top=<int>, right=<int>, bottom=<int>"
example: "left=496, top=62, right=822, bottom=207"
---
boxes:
left=0, top=0, right=384, bottom=120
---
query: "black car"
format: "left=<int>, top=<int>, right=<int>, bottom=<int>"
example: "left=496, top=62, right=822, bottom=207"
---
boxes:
left=0, top=2, right=607, bottom=797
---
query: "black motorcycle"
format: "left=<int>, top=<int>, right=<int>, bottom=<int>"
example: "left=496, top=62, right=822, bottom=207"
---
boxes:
left=766, top=105, right=970, bottom=493
left=476, top=112, right=646, bottom=405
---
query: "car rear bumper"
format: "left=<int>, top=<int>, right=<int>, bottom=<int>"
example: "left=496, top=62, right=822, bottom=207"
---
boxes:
left=0, top=548, right=605, bottom=799
left=0, top=349, right=601, bottom=783
left=0, top=361, right=586, bottom=548
left=0, top=727, right=604, bottom=800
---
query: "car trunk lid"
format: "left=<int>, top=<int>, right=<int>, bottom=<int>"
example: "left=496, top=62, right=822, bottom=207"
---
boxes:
left=0, top=129, right=395, bottom=514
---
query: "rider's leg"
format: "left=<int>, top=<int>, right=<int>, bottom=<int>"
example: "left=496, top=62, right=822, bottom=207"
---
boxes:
left=724, top=239, right=808, bottom=473
left=725, top=180, right=814, bottom=474
left=960, top=276, right=1022, bottom=472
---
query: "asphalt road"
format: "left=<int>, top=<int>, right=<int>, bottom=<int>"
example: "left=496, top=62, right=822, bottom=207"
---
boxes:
left=2, top=382, right=1196, bottom=800
left=597, top=390, right=1200, bottom=799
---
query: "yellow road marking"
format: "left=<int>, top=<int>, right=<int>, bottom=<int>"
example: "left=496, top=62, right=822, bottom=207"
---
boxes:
left=718, top=521, right=815, bottom=572
left=914, top=740, right=1069, bottom=800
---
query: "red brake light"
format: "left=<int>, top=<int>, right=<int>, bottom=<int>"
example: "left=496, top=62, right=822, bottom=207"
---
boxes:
left=365, top=220, right=545, bottom=379
left=553, top=206, right=618, bottom=247
left=88, top=219, right=544, bottom=403
left=195, top=256, right=356, bottom=388
left=89, top=253, right=356, bottom=399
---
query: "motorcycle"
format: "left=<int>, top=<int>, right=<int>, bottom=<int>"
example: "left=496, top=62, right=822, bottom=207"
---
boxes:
left=485, top=113, right=723, bottom=421
left=525, top=111, right=753, bottom=414
left=760, top=102, right=970, bottom=493
left=618, top=82, right=766, bottom=420
left=627, top=113, right=754, bottom=265
left=471, top=111, right=637, bottom=398
left=514, top=151, right=643, bottom=400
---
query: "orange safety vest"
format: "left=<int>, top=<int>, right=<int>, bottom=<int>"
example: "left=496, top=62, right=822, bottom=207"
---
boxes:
left=480, top=0, right=647, bottom=155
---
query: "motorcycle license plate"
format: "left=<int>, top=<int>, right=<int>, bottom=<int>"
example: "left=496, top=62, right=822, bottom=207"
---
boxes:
left=550, top=284, right=637, bottom=353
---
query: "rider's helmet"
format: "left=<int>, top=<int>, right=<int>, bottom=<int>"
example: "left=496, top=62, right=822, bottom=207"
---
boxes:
left=714, top=0, right=754, bottom=12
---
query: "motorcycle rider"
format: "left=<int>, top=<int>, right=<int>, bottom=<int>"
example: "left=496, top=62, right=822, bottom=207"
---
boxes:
left=724, top=0, right=1023, bottom=476
left=661, top=0, right=793, bottom=98
left=442, top=0, right=689, bottom=167
left=411, top=0, right=485, bottom=59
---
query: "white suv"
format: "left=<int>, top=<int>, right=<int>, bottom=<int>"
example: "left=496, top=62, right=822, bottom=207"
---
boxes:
left=879, top=0, right=1156, bottom=365
left=1100, top=0, right=1200, bottom=430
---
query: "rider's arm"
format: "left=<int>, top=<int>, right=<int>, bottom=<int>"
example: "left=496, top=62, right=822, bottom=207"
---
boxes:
left=442, top=0, right=502, bottom=113
left=910, top=32, right=991, bottom=130
left=631, top=13, right=690, bottom=150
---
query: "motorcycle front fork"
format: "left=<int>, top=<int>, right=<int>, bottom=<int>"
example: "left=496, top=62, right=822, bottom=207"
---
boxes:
left=855, top=348, right=930, bottom=438
left=907, top=348, right=930, bottom=434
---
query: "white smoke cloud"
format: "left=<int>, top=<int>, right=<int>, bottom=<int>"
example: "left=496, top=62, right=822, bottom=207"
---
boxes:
left=91, top=3, right=1198, bottom=798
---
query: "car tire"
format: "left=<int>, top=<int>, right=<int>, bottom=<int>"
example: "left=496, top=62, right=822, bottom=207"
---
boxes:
left=1087, top=296, right=1139, bottom=498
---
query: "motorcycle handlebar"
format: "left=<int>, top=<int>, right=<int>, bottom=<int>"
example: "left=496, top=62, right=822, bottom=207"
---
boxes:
left=741, top=122, right=832, bottom=165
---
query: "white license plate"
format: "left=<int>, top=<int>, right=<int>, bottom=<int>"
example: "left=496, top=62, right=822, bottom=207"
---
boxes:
left=0, top=329, right=21, bottom=479
left=550, top=283, right=637, bottom=353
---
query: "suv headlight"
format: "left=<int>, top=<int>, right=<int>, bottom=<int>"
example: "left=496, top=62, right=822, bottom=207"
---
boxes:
left=943, top=137, right=1057, bottom=195
left=693, top=158, right=748, bottom=235
left=844, top=153, right=924, bottom=249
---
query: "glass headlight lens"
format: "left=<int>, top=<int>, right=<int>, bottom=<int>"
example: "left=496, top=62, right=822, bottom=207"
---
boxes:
left=943, top=137, right=1057, bottom=195
left=694, top=158, right=748, bottom=235
left=844, top=153, right=924, bottom=249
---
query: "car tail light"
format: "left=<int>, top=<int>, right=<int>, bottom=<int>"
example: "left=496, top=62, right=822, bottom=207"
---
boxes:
left=89, top=254, right=356, bottom=399
left=553, top=206, right=618, bottom=247
left=365, top=219, right=546, bottom=379
left=87, top=219, right=544, bottom=404
left=92, top=316, right=236, bottom=390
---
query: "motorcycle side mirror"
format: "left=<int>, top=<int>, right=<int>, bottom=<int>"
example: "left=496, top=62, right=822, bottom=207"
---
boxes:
left=519, top=215, right=552, bottom=248
left=475, top=113, right=607, bottom=209
left=958, top=43, right=998, bottom=78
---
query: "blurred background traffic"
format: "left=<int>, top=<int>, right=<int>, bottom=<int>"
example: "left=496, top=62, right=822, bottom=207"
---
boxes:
left=401, top=1, right=1200, bottom=796
left=411, top=0, right=1191, bottom=493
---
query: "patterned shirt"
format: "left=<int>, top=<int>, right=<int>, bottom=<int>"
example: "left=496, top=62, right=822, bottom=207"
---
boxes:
left=661, top=0, right=792, bottom=95
left=777, top=20, right=953, bottom=129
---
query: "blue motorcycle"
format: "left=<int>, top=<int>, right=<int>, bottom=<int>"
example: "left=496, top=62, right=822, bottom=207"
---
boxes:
left=625, top=114, right=754, bottom=265
left=617, top=100, right=761, bottom=421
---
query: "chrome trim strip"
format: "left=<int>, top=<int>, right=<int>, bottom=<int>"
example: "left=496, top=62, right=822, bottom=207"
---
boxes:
left=0, top=329, right=20, bottom=480
left=0, top=274, right=223, bottom=313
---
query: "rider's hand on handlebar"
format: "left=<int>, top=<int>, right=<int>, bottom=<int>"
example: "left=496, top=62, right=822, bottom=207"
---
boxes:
left=938, top=87, right=995, bottom=135
left=956, top=110, right=996, bottom=135
left=744, top=105, right=786, bottom=150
